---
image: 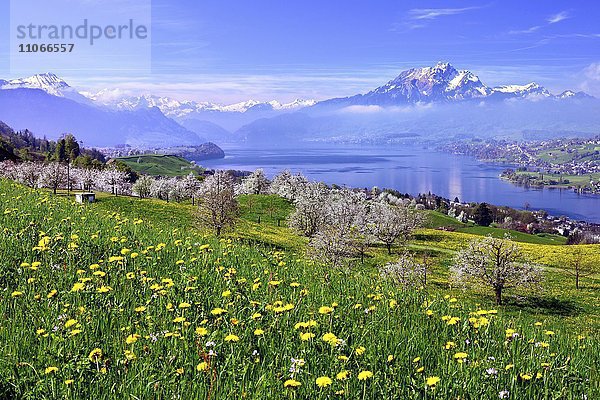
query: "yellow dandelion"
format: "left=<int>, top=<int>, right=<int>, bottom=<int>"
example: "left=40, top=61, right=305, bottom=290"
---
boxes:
left=44, top=366, right=59, bottom=374
left=210, top=308, right=227, bottom=316
left=125, top=334, right=139, bottom=344
left=64, top=319, right=78, bottom=329
left=284, top=379, right=301, bottom=388
left=426, top=376, right=440, bottom=387
left=88, top=348, right=102, bottom=363
left=196, top=362, right=209, bottom=372
left=315, top=376, right=332, bottom=388
left=195, top=327, right=209, bottom=336
left=322, top=332, right=338, bottom=346
left=357, top=370, right=373, bottom=380
left=319, top=306, right=334, bottom=315
left=71, top=282, right=85, bottom=292
left=300, top=332, right=315, bottom=341
left=224, top=334, right=240, bottom=342
left=336, top=370, right=349, bottom=380
left=520, top=373, right=532, bottom=381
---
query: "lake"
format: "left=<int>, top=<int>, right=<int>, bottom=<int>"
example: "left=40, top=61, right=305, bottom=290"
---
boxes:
left=199, top=144, right=600, bottom=223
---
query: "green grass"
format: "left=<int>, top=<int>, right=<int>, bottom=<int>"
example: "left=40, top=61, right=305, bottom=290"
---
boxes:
left=0, top=180, right=598, bottom=399
left=423, top=211, right=467, bottom=229
left=456, top=226, right=567, bottom=245
left=514, top=170, right=599, bottom=188
left=116, top=154, right=201, bottom=177
left=424, top=211, right=567, bottom=245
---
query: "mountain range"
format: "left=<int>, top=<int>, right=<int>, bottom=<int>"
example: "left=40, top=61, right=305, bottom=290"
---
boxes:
left=0, top=62, right=597, bottom=147
left=320, top=62, right=591, bottom=107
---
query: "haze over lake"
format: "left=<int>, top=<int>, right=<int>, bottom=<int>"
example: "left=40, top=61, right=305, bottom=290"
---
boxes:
left=200, top=145, right=600, bottom=223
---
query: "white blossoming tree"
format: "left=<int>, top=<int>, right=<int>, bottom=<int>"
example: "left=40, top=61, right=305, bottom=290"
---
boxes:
left=451, top=235, right=542, bottom=305
left=270, top=170, right=308, bottom=201
left=241, top=168, right=270, bottom=195
left=287, top=181, right=329, bottom=237
left=132, top=175, right=154, bottom=199
left=197, top=171, right=239, bottom=236
left=307, top=189, right=369, bottom=267
left=100, top=167, right=129, bottom=196
left=15, top=161, right=43, bottom=188
left=40, top=162, right=67, bottom=194
left=72, top=167, right=98, bottom=192
left=150, top=177, right=172, bottom=201
left=369, top=201, right=424, bottom=254
left=180, top=173, right=202, bottom=205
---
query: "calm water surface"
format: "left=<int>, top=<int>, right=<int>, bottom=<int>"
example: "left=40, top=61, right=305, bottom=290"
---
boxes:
left=199, top=145, right=600, bottom=223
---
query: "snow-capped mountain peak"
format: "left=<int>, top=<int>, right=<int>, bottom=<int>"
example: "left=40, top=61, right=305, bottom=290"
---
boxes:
left=327, top=62, right=593, bottom=107
left=366, top=62, right=492, bottom=102
left=491, top=82, right=551, bottom=97
left=3, top=73, right=70, bottom=96
left=82, top=91, right=318, bottom=117
left=556, top=90, right=592, bottom=100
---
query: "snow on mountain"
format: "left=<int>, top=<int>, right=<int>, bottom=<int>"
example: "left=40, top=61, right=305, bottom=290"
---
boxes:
left=2, top=73, right=71, bottom=96
left=362, top=62, right=492, bottom=104
left=220, top=99, right=262, bottom=113
left=83, top=92, right=317, bottom=117
left=491, top=82, right=551, bottom=99
left=323, top=62, right=591, bottom=107
left=1, top=73, right=92, bottom=103
left=556, top=90, right=593, bottom=100
left=273, top=99, right=318, bottom=109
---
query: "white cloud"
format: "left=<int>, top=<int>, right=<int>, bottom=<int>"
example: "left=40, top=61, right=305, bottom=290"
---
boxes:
left=508, top=26, right=541, bottom=35
left=547, top=11, right=569, bottom=24
left=339, top=103, right=434, bottom=114
left=408, top=7, right=481, bottom=21
left=339, top=105, right=383, bottom=114
left=579, top=62, right=600, bottom=96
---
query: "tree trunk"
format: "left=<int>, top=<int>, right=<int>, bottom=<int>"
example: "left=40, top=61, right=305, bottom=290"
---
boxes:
left=576, top=271, right=580, bottom=290
left=494, top=287, right=503, bottom=305
left=386, top=243, right=392, bottom=255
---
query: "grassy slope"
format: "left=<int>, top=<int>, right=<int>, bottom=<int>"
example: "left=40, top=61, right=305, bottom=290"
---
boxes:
left=2, top=182, right=598, bottom=398
left=92, top=193, right=599, bottom=329
left=116, top=154, right=200, bottom=177
left=425, top=211, right=567, bottom=245
left=513, top=170, right=599, bottom=187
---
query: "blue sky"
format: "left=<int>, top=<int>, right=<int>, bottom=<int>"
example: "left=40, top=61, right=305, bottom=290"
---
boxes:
left=2, top=0, right=600, bottom=103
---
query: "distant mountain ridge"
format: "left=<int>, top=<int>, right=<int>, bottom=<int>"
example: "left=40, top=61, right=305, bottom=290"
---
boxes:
left=321, top=62, right=592, bottom=106
left=1, top=63, right=596, bottom=147
left=84, top=92, right=317, bottom=117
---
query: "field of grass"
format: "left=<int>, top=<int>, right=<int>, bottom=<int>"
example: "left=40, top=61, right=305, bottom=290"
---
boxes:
left=425, top=211, right=567, bottom=245
left=0, top=180, right=598, bottom=399
left=456, top=226, right=567, bottom=245
left=116, top=154, right=201, bottom=177
left=537, top=144, right=600, bottom=165
left=513, top=170, right=600, bottom=188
